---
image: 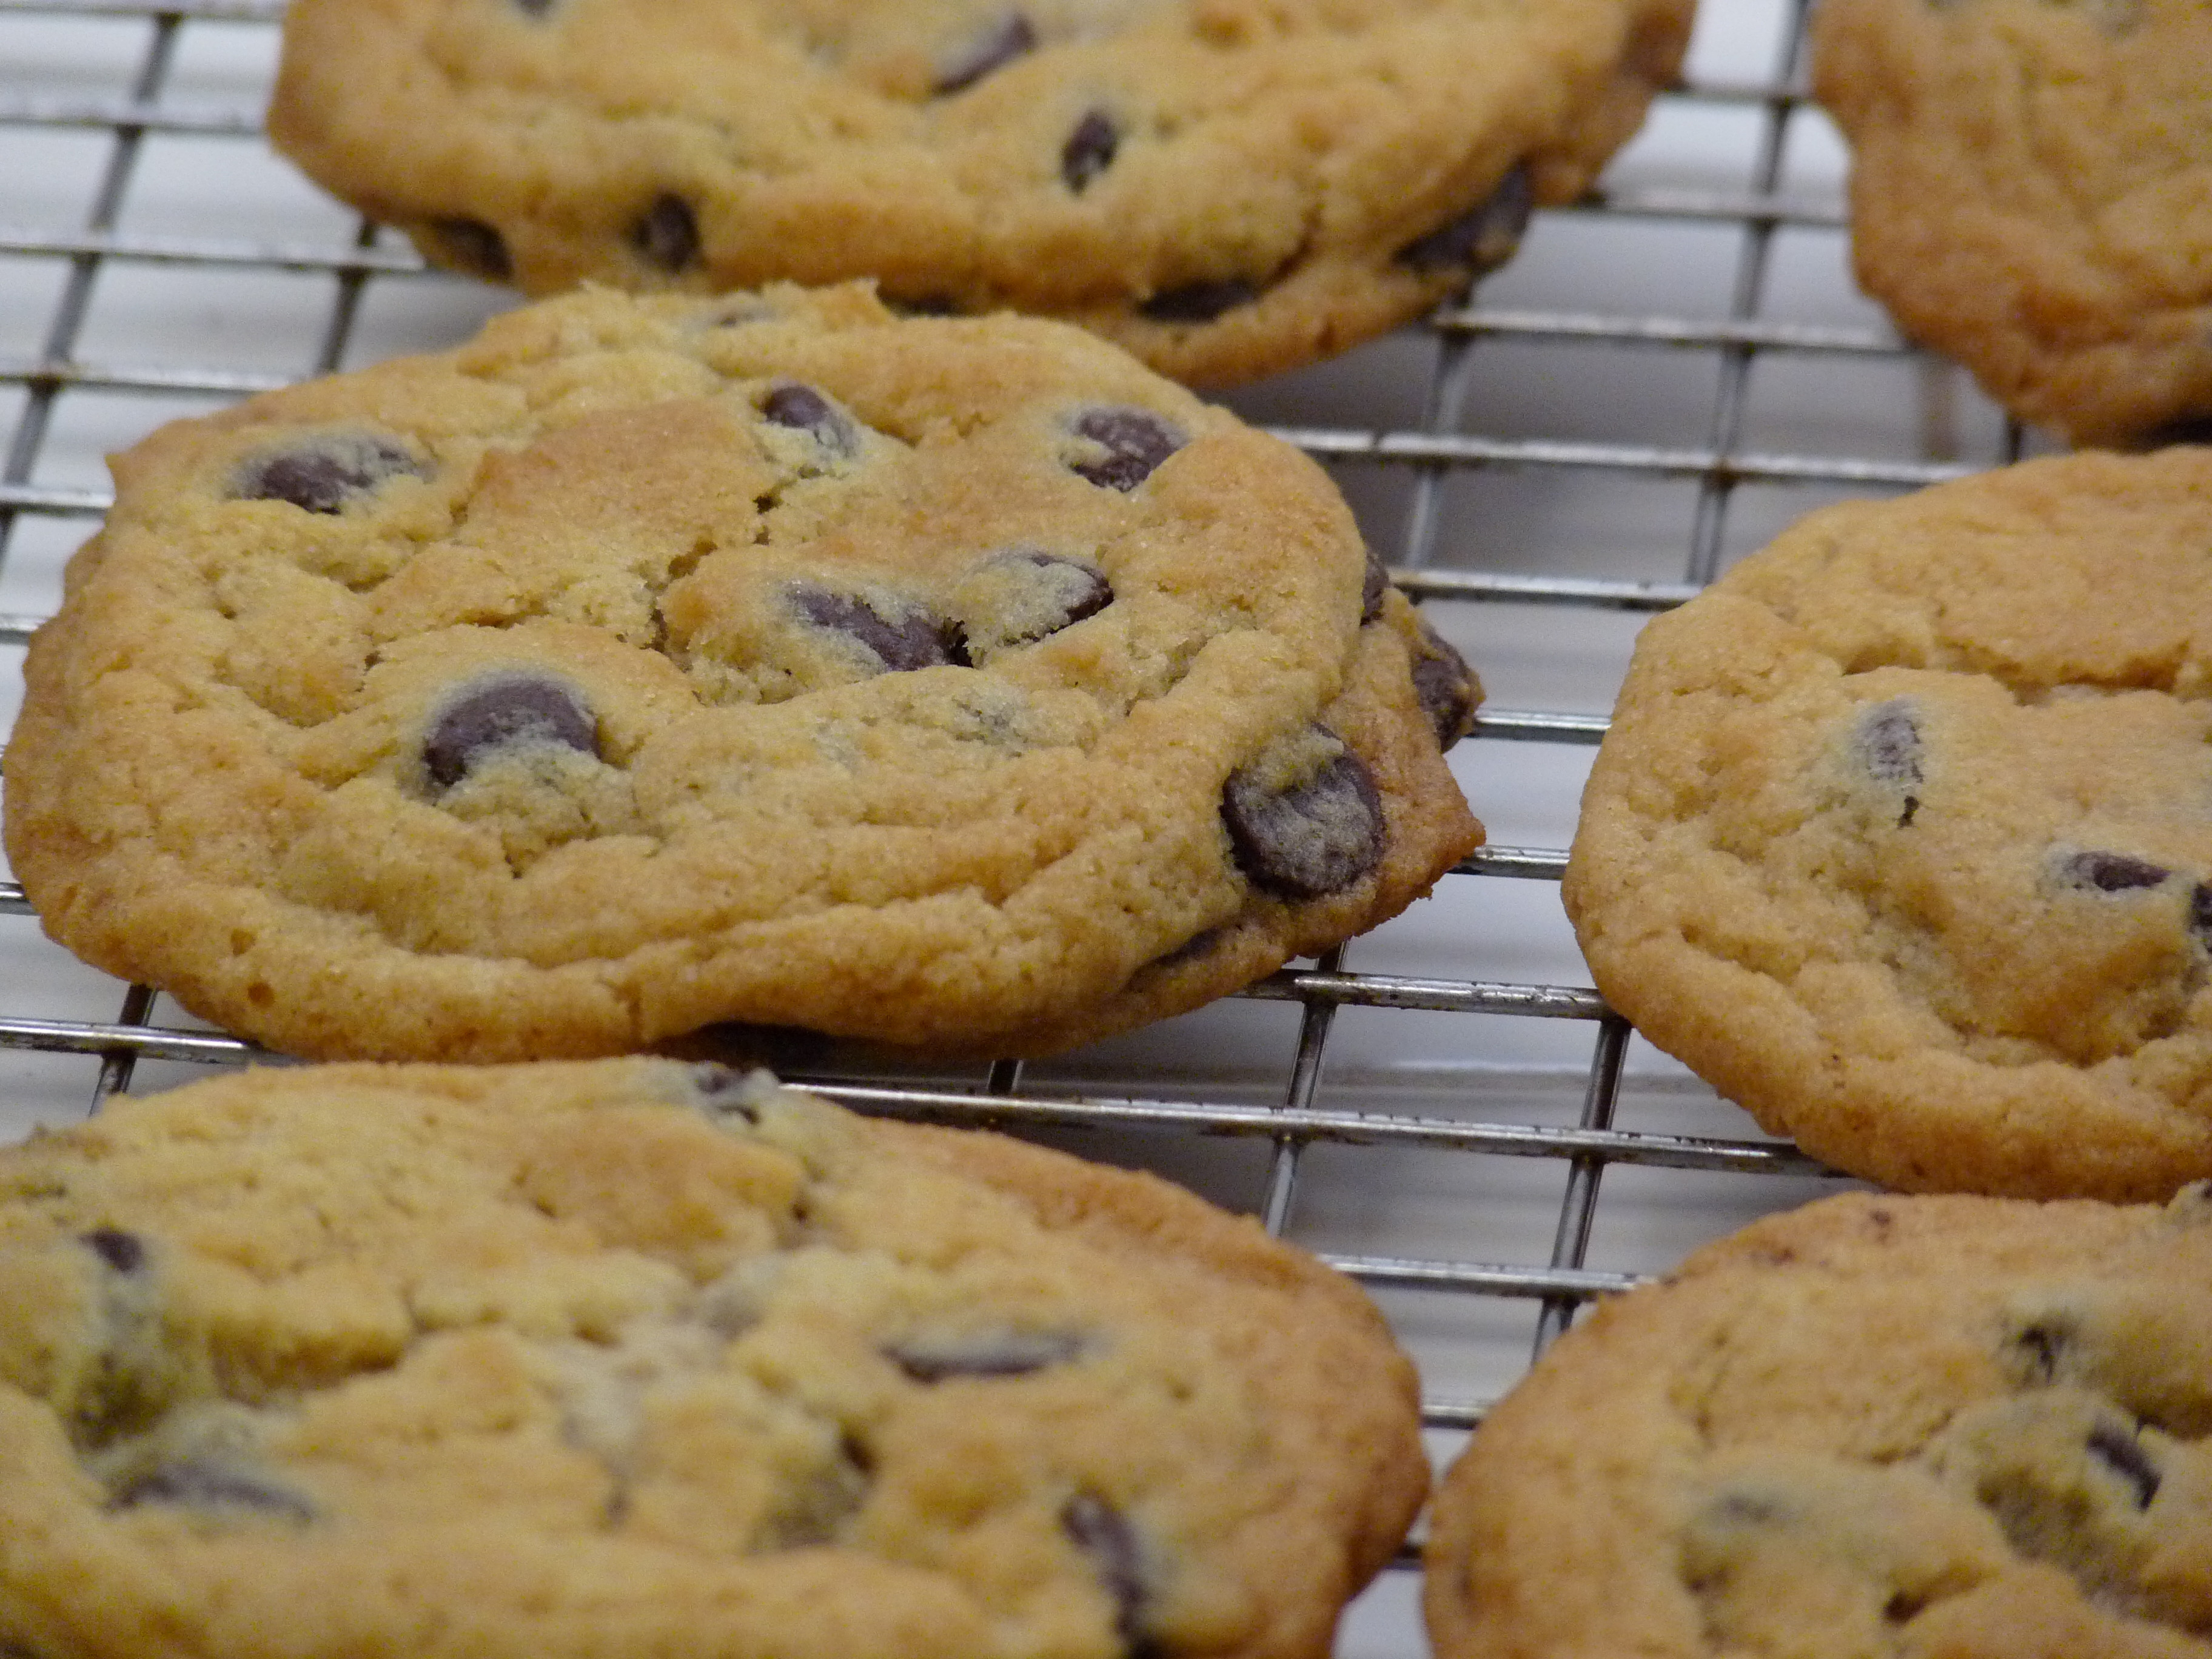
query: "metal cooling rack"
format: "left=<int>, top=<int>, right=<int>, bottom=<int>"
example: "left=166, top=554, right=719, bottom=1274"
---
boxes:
left=0, top=1, right=2051, bottom=1650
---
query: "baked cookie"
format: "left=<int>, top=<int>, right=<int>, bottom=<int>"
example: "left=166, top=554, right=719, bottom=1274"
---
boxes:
left=1813, top=0, right=2212, bottom=449
left=2, top=283, right=1481, bottom=1062
left=1424, top=1185, right=2212, bottom=1659
left=1564, top=448, right=2212, bottom=1201
left=0, top=1057, right=1427, bottom=1659
left=265, top=0, right=1692, bottom=388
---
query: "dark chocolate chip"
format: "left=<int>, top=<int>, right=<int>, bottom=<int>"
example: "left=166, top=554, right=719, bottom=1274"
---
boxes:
left=1396, top=162, right=1533, bottom=276
left=1410, top=620, right=1478, bottom=749
left=789, top=584, right=959, bottom=672
left=428, top=216, right=511, bottom=281
left=423, top=674, right=599, bottom=791
left=2011, top=1321, right=2067, bottom=1384
left=961, top=549, right=1112, bottom=655
left=885, top=1329, right=1085, bottom=1382
left=81, top=1229, right=146, bottom=1275
left=2057, top=850, right=2171, bottom=893
left=762, top=383, right=859, bottom=458
left=1854, top=697, right=1922, bottom=826
left=1360, top=547, right=1389, bottom=624
left=230, top=434, right=429, bottom=514
left=2085, top=1423, right=2161, bottom=1509
left=512, top=0, right=553, bottom=15
left=1138, top=279, right=1259, bottom=324
left=1061, top=1492, right=1154, bottom=1655
left=631, top=193, right=700, bottom=273
left=2193, top=883, right=2212, bottom=950
left=1062, top=109, right=1119, bottom=192
left=110, top=1460, right=315, bottom=1523
left=1067, top=407, right=1185, bottom=491
left=934, top=12, right=1036, bottom=93
left=1222, top=730, right=1386, bottom=900
left=688, top=1063, right=762, bottom=1124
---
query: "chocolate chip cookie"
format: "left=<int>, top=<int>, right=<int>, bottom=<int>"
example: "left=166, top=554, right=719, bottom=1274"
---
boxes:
left=1426, top=1186, right=2212, bottom=1659
left=1813, top=0, right=2212, bottom=449
left=266, top=0, right=1692, bottom=387
left=1565, top=447, right=2212, bottom=1201
left=2, top=283, right=1481, bottom=1062
left=0, top=1057, right=1427, bottom=1659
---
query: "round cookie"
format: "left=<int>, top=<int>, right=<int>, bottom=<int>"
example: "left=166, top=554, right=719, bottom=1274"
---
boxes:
left=2, top=283, right=1482, bottom=1063
left=0, top=1057, right=1428, bottom=1659
left=1564, top=448, right=2212, bottom=1201
left=265, top=0, right=1692, bottom=388
left=1424, top=1185, right=2212, bottom=1659
left=1813, top=0, right=2212, bottom=449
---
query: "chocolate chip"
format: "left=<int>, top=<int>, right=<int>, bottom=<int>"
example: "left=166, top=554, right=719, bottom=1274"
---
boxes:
left=762, top=383, right=858, bottom=458
left=1410, top=619, right=1478, bottom=749
left=2085, top=1423, right=2161, bottom=1509
left=428, top=216, right=511, bottom=281
left=954, top=549, right=1111, bottom=659
left=2057, top=850, right=2171, bottom=893
left=688, top=1062, right=765, bottom=1124
left=230, top=433, right=429, bottom=514
left=2011, top=1321, right=2068, bottom=1384
left=1061, top=1493, right=1154, bottom=1655
left=2193, top=884, right=2212, bottom=950
left=934, top=12, right=1036, bottom=93
left=789, top=584, right=959, bottom=672
left=631, top=193, right=699, bottom=272
left=1222, top=728, right=1386, bottom=900
left=1854, top=698, right=1922, bottom=826
left=110, top=1460, right=315, bottom=1523
left=1138, top=279, right=1259, bottom=324
left=80, top=1229, right=146, bottom=1275
left=423, top=674, right=599, bottom=791
left=1067, top=407, right=1185, bottom=491
left=885, top=1329, right=1085, bottom=1382
left=1396, top=162, right=1533, bottom=276
left=1062, top=110, right=1119, bottom=192
left=1360, top=547, right=1389, bottom=624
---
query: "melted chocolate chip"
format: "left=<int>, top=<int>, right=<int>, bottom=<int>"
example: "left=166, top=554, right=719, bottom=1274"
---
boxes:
left=1138, top=279, right=1259, bottom=324
left=1062, top=110, right=1119, bottom=192
left=790, top=584, right=959, bottom=672
left=110, top=1460, right=315, bottom=1523
left=429, top=217, right=511, bottom=281
left=1410, top=620, right=1478, bottom=749
left=2057, top=850, right=2170, bottom=893
left=934, top=12, right=1036, bottom=94
left=512, top=0, right=554, bottom=15
left=81, top=1229, right=146, bottom=1274
left=1854, top=698, right=1922, bottom=826
left=230, top=433, right=429, bottom=514
left=1067, top=407, right=1185, bottom=491
left=631, top=193, right=700, bottom=272
left=2193, top=883, right=2212, bottom=951
left=1360, top=547, right=1389, bottom=624
left=957, top=549, right=1112, bottom=659
left=1222, top=731, right=1386, bottom=900
left=1396, top=162, right=1533, bottom=276
left=688, top=1062, right=763, bottom=1124
left=1061, top=1493, right=1153, bottom=1655
left=886, top=1329, right=1085, bottom=1382
left=2011, top=1321, right=2068, bottom=1384
left=762, top=383, right=858, bottom=458
left=2085, top=1423, right=2161, bottom=1509
left=423, top=674, right=599, bottom=791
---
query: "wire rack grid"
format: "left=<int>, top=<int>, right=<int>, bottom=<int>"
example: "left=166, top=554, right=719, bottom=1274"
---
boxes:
left=0, top=1, right=2046, bottom=1651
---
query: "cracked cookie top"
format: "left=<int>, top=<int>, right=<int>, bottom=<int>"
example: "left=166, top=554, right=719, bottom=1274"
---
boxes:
left=1813, top=0, right=2212, bottom=448
left=1565, top=448, right=2212, bottom=1200
left=265, top=0, right=1691, bottom=387
left=0, top=1057, right=1426, bottom=1659
left=1425, top=1187, right=2212, bottom=1659
left=2, top=284, right=1481, bottom=1062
